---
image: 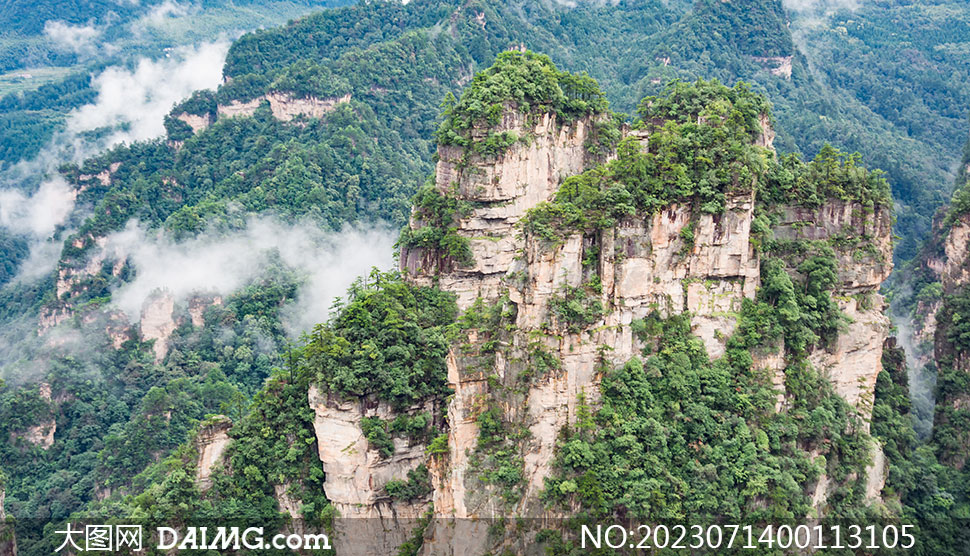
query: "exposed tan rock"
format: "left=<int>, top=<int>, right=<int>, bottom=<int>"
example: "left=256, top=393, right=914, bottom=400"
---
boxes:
left=810, top=295, right=890, bottom=424
left=912, top=298, right=942, bottom=368
left=753, top=341, right=787, bottom=411
left=865, top=442, right=888, bottom=504
left=773, top=201, right=894, bottom=290
left=772, top=199, right=893, bottom=426
left=140, top=291, right=177, bottom=362
left=24, top=419, right=55, bottom=449
left=175, top=112, right=213, bottom=134
left=13, top=383, right=57, bottom=449
left=195, top=416, right=232, bottom=490
left=38, top=307, right=71, bottom=333
left=266, top=92, right=351, bottom=122
left=327, top=99, right=895, bottom=546
left=188, top=294, right=222, bottom=327
left=942, top=214, right=970, bottom=291
left=752, top=55, right=793, bottom=79
left=78, top=161, right=120, bottom=189
left=217, top=93, right=351, bottom=122
left=0, top=483, right=13, bottom=555
left=308, top=386, right=432, bottom=556
left=216, top=97, right=262, bottom=118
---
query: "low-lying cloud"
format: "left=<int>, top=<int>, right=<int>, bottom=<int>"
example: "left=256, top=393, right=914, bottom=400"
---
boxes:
left=0, top=39, right=229, bottom=281
left=782, top=0, right=860, bottom=14
left=130, top=0, right=196, bottom=35
left=104, top=218, right=398, bottom=335
left=67, top=40, right=228, bottom=146
left=0, top=177, right=75, bottom=238
left=44, top=21, right=103, bottom=55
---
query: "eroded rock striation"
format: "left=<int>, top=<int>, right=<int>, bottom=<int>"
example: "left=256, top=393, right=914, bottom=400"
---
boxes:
left=310, top=68, right=894, bottom=553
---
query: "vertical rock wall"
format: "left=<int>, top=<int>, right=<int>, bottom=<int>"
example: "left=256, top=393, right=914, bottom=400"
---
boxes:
left=314, top=105, right=894, bottom=553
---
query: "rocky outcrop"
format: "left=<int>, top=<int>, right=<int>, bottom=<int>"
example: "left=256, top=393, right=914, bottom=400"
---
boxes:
left=188, top=295, right=221, bottom=327
left=308, top=386, right=434, bottom=556
left=398, top=99, right=896, bottom=537
left=399, top=101, right=895, bottom=537
left=941, top=213, right=970, bottom=292
left=195, top=416, right=232, bottom=490
left=55, top=236, right=126, bottom=301
left=175, top=112, right=213, bottom=134
left=23, top=417, right=55, bottom=450
left=136, top=292, right=223, bottom=362
left=15, top=384, right=55, bottom=450
left=752, top=55, right=793, bottom=79
left=77, top=161, right=121, bottom=190
left=914, top=207, right=970, bottom=466
left=217, top=92, right=351, bottom=122
left=301, top=91, right=896, bottom=551
left=773, top=201, right=894, bottom=419
left=140, top=291, right=177, bottom=363
left=216, top=97, right=262, bottom=118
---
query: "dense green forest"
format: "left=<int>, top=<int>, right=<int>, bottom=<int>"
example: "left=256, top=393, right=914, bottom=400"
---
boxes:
left=3, top=0, right=967, bottom=257
left=0, top=0, right=969, bottom=554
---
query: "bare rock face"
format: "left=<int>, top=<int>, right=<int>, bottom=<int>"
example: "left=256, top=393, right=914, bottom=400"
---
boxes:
left=312, top=100, right=893, bottom=550
left=772, top=201, right=894, bottom=502
left=308, top=385, right=433, bottom=556
left=810, top=295, right=889, bottom=420
left=24, top=419, right=55, bottom=449
left=399, top=110, right=812, bottom=552
left=176, top=112, right=213, bottom=134
left=398, top=105, right=895, bottom=539
left=773, top=201, right=894, bottom=290
left=216, top=97, right=262, bottom=118
left=942, top=213, right=970, bottom=292
left=0, top=482, right=14, bottom=555
left=403, top=108, right=599, bottom=306
left=266, top=92, right=351, bottom=121
left=140, top=291, right=177, bottom=362
left=195, top=416, right=232, bottom=490
left=217, top=93, right=351, bottom=122
left=751, top=55, right=793, bottom=79
left=774, top=200, right=894, bottom=420
left=188, top=294, right=222, bottom=327
left=77, top=161, right=121, bottom=190
left=16, top=383, right=55, bottom=449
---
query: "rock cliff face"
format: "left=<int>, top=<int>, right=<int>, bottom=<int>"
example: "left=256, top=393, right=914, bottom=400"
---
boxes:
left=308, top=386, right=435, bottom=555
left=315, top=102, right=893, bottom=551
left=13, top=383, right=56, bottom=450
left=773, top=201, right=894, bottom=418
left=939, top=213, right=970, bottom=293
left=217, top=92, right=351, bottom=122
left=914, top=208, right=970, bottom=466
left=140, top=292, right=178, bottom=363
left=0, top=482, right=14, bottom=556
left=195, top=416, right=232, bottom=490
left=751, top=55, right=793, bottom=79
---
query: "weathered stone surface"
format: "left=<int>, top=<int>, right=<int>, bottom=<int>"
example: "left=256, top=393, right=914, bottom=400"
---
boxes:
left=331, top=104, right=894, bottom=548
left=14, top=384, right=55, bottom=450
left=751, top=55, right=793, bottom=79
left=308, top=386, right=432, bottom=556
left=140, top=291, right=177, bottom=362
left=810, top=295, right=890, bottom=424
left=942, top=214, right=970, bottom=291
left=175, top=112, right=213, bottom=134
left=217, top=92, right=351, bottom=122
left=773, top=200, right=893, bottom=290
left=195, top=416, right=232, bottom=490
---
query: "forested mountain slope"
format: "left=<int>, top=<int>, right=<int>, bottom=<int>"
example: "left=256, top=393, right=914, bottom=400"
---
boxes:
left=0, top=0, right=968, bottom=554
